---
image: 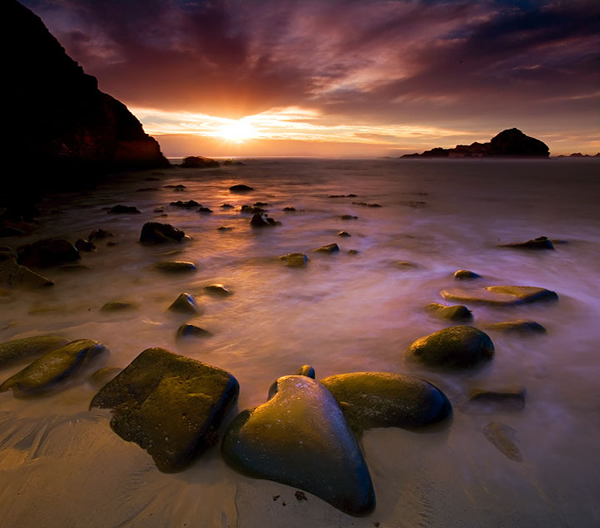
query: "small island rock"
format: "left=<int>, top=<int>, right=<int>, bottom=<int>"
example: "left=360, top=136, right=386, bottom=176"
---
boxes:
left=140, top=222, right=187, bottom=244
left=168, top=292, right=198, bottom=314
left=425, top=303, right=473, bottom=322
left=279, top=253, right=309, bottom=267
left=441, top=285, right=558, bottom=306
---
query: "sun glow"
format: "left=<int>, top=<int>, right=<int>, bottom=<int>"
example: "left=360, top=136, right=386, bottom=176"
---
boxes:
left=217, top=120, right=258, bottom=143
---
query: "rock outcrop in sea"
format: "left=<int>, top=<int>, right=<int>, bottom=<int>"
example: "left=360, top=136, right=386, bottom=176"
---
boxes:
left=402, top=128, right=550, bottom=158
left=1, top=0, right=169, bottom=189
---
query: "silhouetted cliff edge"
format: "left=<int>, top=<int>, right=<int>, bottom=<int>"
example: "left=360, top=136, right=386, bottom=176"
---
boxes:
left=1, top=0, right=169, bottom=190
left=402, top=129, right=550, bottom=158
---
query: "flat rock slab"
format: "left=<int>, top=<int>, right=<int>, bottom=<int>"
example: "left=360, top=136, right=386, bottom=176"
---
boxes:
left=483, top=422, right=522, bottom=461
left=0, top=339, right=108, bottom=396
left=91, top=347, right=239, bottom=473
left=222, top=375, right=375, bottom=516
left=0, top=335, right=70, bottom=369
left=407, top=325, right=494, bottom=369
left=440, top=285, right=558, bottom=306
left=461, top=388, right=526, bottom=414
left=0, top=257, right=54, bottom=288
left=485, top=319, right=546, bottom=334
left=320, top=372, right=452, bottom=432
left=154, top=261, right=197, bottom=273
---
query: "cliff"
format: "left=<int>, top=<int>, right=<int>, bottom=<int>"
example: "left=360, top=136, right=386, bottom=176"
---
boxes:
left=402, top=129, right=550, bottom=158
left=1, top=0, right=169, bottom=188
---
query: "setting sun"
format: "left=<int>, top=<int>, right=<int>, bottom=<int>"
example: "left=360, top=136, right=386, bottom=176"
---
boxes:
left=217, top=120, right=258, bottom=143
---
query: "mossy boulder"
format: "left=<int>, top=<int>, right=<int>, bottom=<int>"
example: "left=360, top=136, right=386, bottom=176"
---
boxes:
left=0, top=335, right=70, bottom=369
left=140, top=222, right=187, bottom=244
left=90, top=347, right=239, bottom=473
left=0, top=339, right=108, bottom=396
left=441, top=285, right=558, bottom=306
left=425, top=303, right=473, bottom=322
left=320, top=372, right=452, bottom=432
left=407, top=326, right=494, bottom=369
left=222, top=375, right=375, bottom=516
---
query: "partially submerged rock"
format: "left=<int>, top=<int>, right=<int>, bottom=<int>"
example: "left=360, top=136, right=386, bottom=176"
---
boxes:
left=250, top=213, right=280, bottom=227
left=181, top=156, right=219, bottom=168
left=91, top=348, right=239, bottom=472
left=108, top=204, right=141, bottom=214
left=17, top=238, right=80, bottom=267
left=0, top=339, right=108, bottom=396
left=321, top=372, right=452, bottom=432
left=168, top=292, right=198, bottom=314
left=483, top=422, right=522, bottom=461
left=461, top=387, right=526, bottom=414
left=170, top=200, right=201, bottom=208
left=441, top=285, right=558, bottom=306
left=454, top=270, right=482, bottom=280
left=0, top=255, right=54, bottom=288
left=313, top=243, right=340, bottom=254
left=203, top=284, right=231, bottom=296
left=222, top=375, right=375, bottom=516
left=0, top=335, right=70, bottom=369
left=154, top=261, right=197, bottom=273
left=407, top=326, right=494, bottom=369
left=485, top=319, right=546, bottom=334
left=425, top=303, right=473, bottom=322
left=229, top=184, right=254, bottom=192
left=176, top=324, right=212, bottom=339
left=279, top=253, right=309, bottom=267
left=140, top=222, right=187, bottom=244
left=499, top=236, right=554, bottom=250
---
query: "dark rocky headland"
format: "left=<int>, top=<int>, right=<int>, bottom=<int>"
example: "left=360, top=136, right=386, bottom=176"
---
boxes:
left=402, top=128, right=550, bottom=158
left=1, top=0, right=169, bottom=193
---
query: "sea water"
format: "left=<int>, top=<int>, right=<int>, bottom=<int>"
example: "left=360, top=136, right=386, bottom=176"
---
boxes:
left=0, top=158, right=598, bottom=527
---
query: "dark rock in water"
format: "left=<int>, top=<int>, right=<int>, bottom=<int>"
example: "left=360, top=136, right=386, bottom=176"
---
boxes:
left=313, top=243, right=340, bottom=254
left=89, top=229, right=116, bottom=241
left=1, top=0, right=168, bottom=189
left=250, top=213, right=280, bottom=227
left=89, top=366, right=123, bottom=390
left=217, top=226, right=234, bottom=231
left=140, top=222, right=187, bottom=244
left=223, top=159, right=244, bottom=166
left=454, top=269, right=482, bottom=280
left=221, top=203, right=234, bottom=209
left=180, top=156, right=219, bottom=168
left=283, top=207, right=297, bottom=212
left=168, top=292, right=198, bottom=314
left=75, top=238, right=96, bottom=252
left=241, top=204, right=266, bottom=214
left=170, top=200, right=201, bottom=208
left=90, top=347, right=239, bottom=473
left=100, top=301, right=138, bottom=312
left=204, top=284, right=231, bottom=296
left=108, top=205, right=141, bottom=215
left=222, top=375, right=375, bottom=516
left=165, top=184, right=187, bottom=191
left=407, top=326, right=494, bottom=369
left=340, top=215, right=358, bottom=220
left=197, top=206, right=213, bottom=213
left=321, top=372, right=452, bottom=432
left=485, top=319, right=546, bottom=334
left=499, top=236, right=554, bottom=250
left=229, top=184, right=254, bottom=193
left=0, top=256, right=54, bottom=288
left=441, top=285, right=558, bottom=306
left=58, top=264, right=91, bottom=273
left=461, top=387, right=526, bottom=414
left=176, top=324, right=212, bottom=340
left=352, top=202, right=382, bottom=208
left=0, top=335, right=70, bottom=369
left=425, top=303, right=473, bottom=322
left=483, top=422, right=522, bottom=461
left=279, top=253, right=309, bottom=267
left=0, top=339, right=108, bottom=397
left=338, top=231, right=351, bottom=237
left=17, top=238, right=80, bottom=267
left=154, top=261, right=197, bottom=273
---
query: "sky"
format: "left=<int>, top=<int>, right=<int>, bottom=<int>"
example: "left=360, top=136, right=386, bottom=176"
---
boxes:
left=22, top=0, right=600, bottom=157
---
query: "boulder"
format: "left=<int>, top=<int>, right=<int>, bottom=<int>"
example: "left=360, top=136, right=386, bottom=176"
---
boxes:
left=313, top=243, right=340, bottom=254
left=498, top=236, right=554, bottom=250
left=406, top=326, right=494, bottom=369
left=170, top=200, right=201, bottom=208
left=279, top=253, right=309, bottom=267
left=139, top=222, right=187, bottom=244
left=90, top=347, right=239, bottom=472
left=0, top=339, right=108, bottom=396
left=250, top=213, right=280, bottom=227
left=453, top=270, right=482, bottom=280
left=168, top=292, right=198, bottom=314
left=485, top=319, right=546, bottom=334
left=229, top=184, right=254, bottom=192
left=425, top=303, right=473, bottom=322
left=221, top=375, right=375, bottom=516
left=320, top=372, right=452, bottom=432
left=441, top=285, right=558, bottom=306
left=154, top=261, right=197, bottom=273
left=180, top=156, right=219, bottom=168
left=17, top=238, right=80, bottom=267
left=0, top=255, right=54, bottom=288
left=0, top=335, right=70, bottom=369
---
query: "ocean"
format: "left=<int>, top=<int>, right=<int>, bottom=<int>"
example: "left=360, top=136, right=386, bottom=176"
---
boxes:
left=1, top=158, right=599, bottom=527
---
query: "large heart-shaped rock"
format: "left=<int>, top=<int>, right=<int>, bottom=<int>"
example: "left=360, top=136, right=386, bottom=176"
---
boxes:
left=221, top=375, right=375, bottom=516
